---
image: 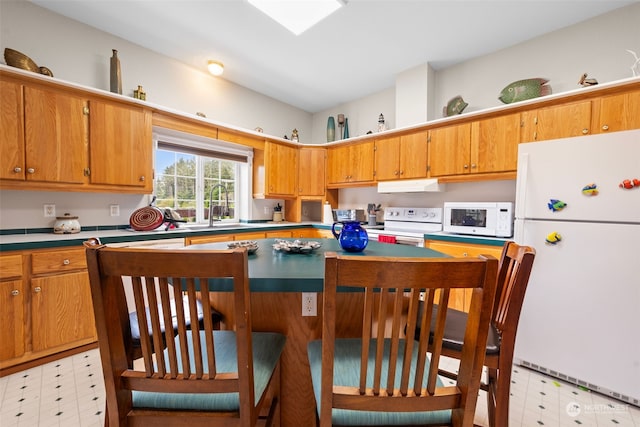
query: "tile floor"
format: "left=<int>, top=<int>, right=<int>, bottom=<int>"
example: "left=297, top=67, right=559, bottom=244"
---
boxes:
left=1, top=349, right=639, bottom=427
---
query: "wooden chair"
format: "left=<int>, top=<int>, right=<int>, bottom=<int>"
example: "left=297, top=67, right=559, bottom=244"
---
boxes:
left=418, top=241, right=536, bottom=427
left=84, top=239, right=285, bottom=427
left=308, top=252, right=499, bottom=427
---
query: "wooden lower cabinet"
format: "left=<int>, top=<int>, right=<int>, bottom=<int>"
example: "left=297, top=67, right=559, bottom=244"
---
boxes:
left=0, top=248, right=97, bottom=373
left=426, top=240, right=505, bottom=312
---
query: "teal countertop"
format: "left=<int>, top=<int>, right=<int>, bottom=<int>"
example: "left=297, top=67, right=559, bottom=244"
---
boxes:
left=0, top=223, right=318, bottom=252
left=186, top=238, right=448, bottom=292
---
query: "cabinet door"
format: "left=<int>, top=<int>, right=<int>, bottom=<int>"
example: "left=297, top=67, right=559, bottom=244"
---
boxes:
left=31, top=271, right=96, bottom=353
left=89, top=100, right=152, bottom=189
left=471, top=113, right=521, bottom=173
left=327, top=142, right=374, bottom=185
left=399, top=131, right=428, bottom=179
left=24, top=86, right=88, bottom=184
left=595, top=90, right=640, bottom=133
left=521, top=100, right=592, bottom=142
left=0, top=279, right=25, bottom=361
left=0, top=79, right=25, bottom=181
left=265, top=142, right=298, bottom=197
left=327, top=144, right=350, bottom=184
left=298, top=147, right=325, bottom=196
left=374, top=136, right=401, bottom=180
left=427, top=124, right=471, bottom=177
left=350, top=141, right=375, bottom=183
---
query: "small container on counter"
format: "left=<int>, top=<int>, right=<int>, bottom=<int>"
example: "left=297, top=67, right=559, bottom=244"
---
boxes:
left=53, top=213, right=81, bottom=234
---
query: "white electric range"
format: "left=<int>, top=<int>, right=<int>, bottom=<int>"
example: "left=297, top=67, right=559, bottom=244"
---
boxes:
left=366, top=207, right=443, bottom=246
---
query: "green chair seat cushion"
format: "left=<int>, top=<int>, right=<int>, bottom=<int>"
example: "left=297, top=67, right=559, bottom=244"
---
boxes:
left=308, top=338, right=452, bottom=426
left=132, top=330, right=285, bottom=412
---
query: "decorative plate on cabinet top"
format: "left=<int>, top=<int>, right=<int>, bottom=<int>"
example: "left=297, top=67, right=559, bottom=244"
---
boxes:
left=272, top=239, right=321, bottom=254
left=227, top=241, right=259, bottom=254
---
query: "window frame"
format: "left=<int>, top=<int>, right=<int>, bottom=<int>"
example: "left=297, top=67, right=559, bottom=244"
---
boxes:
left=152, top=128, right=253, bottom=225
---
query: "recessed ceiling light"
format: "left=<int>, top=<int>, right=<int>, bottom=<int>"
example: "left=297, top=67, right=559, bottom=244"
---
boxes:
left=248, top=0, right=344, bottom=36
left=207, top=60, right=224, bottom=76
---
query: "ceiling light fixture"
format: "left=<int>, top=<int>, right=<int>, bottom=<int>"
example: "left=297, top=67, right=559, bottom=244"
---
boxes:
left=207, top=60, right=224, bottom=76
left=248, top=0, right=344, bottom=36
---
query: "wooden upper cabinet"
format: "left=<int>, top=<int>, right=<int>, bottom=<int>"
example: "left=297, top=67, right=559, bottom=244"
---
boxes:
left=374, top=136, right=401, bottom=180
left=298, top=147, right=325, bottom=196
left=89, top=100, right=153, bottom=190
left=375, top=132, right=428, bottom=181
left=470, top=113, right=521, bottom=173
left=521, top=100, right=592, bottom=142
left=593, top=89, right=640, bottom=133
left=327, top=141, right=375, bottom=186
left=427, top=124, right=471, bottom=177
left=0, top=79, right=25, bottom=181
left=24, top=85, right=88, bottom=184
left=264, top=141, right=298, bottom=198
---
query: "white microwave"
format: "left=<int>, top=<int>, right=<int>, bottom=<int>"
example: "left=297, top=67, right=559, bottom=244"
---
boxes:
left=443, top=202, right=514, bottom=237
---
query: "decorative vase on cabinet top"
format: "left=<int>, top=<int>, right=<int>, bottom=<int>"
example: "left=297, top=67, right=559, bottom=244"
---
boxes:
left=343, top=117, right=349, bottom=139
left=327, top=116, right=336, bottom=142
left=331, top=221, right=368, bottom=252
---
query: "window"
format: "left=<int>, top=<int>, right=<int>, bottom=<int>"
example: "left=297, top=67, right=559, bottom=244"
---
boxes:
left=153, top=129, right=253, bottom=224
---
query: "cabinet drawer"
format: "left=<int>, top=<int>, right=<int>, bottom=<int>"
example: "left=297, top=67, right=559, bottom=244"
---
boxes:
left=0, top=254, right=23, bottom=279
left=31, top=248, right=87, bottom=274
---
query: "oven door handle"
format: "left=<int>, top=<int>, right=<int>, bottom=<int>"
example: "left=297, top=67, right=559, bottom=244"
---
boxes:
left=393, top=236, right=424, bottom=246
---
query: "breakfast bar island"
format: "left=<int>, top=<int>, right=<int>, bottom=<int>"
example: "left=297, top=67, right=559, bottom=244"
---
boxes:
left=185, top=238, right=447, bottom=427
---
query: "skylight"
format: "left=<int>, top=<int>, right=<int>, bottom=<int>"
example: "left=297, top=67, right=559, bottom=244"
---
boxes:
left=248, top=0, right=344, bottom=36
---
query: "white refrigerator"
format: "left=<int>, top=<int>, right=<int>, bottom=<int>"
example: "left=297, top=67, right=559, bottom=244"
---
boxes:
left=514, top=129, right=640, bottom=405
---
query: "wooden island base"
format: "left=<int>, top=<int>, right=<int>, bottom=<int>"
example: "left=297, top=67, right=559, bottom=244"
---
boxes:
left=209, top=292, right=365, bottom=427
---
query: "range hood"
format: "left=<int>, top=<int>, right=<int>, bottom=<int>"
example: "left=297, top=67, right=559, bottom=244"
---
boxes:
left=377, top=178, right=445, bottom=193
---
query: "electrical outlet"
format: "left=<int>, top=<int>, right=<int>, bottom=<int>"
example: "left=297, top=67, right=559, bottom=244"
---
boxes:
left=264, top=206, right=271, bottom=215
left=43, top=204, right=56, bottom=217
left=302, top=292, right=317, bottom=317
left=302, top=206, right=309, bottom=217
left=109, top=204, right=120, bottom=217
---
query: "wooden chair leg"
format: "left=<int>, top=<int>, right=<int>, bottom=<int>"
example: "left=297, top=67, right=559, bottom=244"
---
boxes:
left=486, top=366, right=498, bottom=427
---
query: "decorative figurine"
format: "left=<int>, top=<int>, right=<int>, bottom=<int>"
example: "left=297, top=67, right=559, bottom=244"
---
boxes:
left=619, top=178, right=640, bottom=189
left=578, top=73, right=598, bottom=87
left=582, top=183, right=599, bottom=196
left=498, top=78, right=551, bottom=104
left=378, top=113, right=386, bottom=132
left=443, top=95, right=468, bottom=117
left=548, top=199, right=567, bottom=212
left=133, top=85, right=146, bottom=100
left=545, top=232, right=562, bottom=245
left=291, top=128, right=299, bottom=142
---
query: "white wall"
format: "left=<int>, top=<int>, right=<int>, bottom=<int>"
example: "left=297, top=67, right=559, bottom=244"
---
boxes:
left=1, top=2, right=638, bottom=229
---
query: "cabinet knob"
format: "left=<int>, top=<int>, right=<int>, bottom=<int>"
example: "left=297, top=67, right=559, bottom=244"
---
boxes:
left=34, top=286, right=42, bottom=293
left=471, top=164, right=477, bottom=169
left=63, top=259, right=70, bottom=265
left=582, top=128, right=589, bottom=134
left=463, top=164, right=469, bottom=169
left=139, top=176, right=145, bottom=182
left=601, top=124, right=609, bottom=131
left=13, top=167, right=22, bottom=173
left=394, top=170, right=399, bottom=176
left=27, top=168, right=35, bottom=174
left=463, top=252, right=468, bottom=257
left=399, top=170, right=404, bottom=175
left=11, top=289, right=20, bottom=296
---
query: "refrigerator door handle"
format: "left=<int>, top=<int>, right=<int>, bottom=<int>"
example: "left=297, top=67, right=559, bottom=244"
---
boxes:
left=515, top=152, right=529, bottom=219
